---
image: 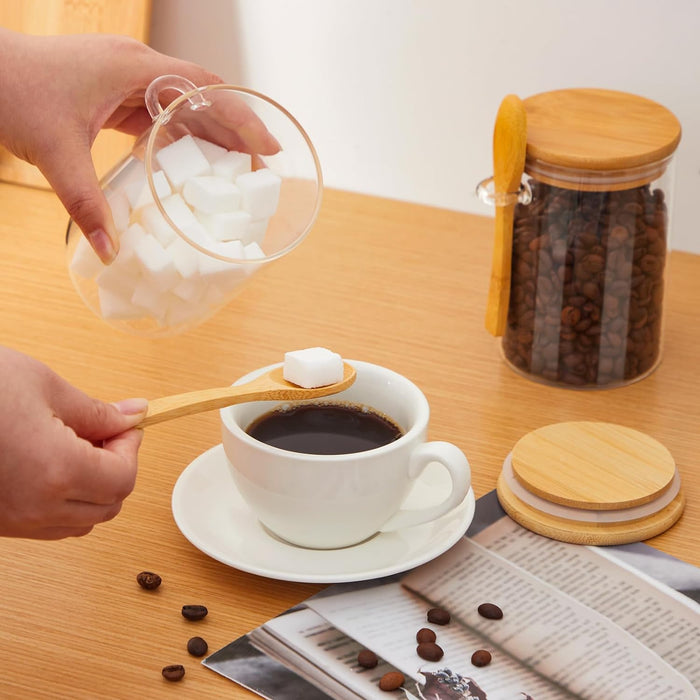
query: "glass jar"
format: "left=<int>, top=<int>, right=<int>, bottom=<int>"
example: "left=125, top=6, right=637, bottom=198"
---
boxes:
left=479, top=88, right=681, bottom=389
left=66, top=76, right=322, bottom=337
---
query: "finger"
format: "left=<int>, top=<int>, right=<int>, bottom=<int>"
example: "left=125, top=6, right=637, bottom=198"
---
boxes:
left=30, top=525, right=95, bottom=540
left=48, top=374, right=148, bottom=443
left=63, top=427, right=142, bottom=505
left=36, top=130, right=118, bottom=263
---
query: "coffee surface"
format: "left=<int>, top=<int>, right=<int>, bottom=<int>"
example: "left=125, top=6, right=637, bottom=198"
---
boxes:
left=246, top=402, right=403, bottom=454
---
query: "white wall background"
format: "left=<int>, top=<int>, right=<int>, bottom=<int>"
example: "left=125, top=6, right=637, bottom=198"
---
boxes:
left=149, top=0, right=700, bottom=253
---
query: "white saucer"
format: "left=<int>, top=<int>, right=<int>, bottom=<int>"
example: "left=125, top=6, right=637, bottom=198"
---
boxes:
left=171, top=444, right=475, bottom=584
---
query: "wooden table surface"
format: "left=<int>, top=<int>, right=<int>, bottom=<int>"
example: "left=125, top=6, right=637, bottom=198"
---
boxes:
left=0, top=182, right=698, bottom=698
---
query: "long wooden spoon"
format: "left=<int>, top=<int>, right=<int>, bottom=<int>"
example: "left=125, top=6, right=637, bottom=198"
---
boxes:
left=484, top=94, right=527, bottom=336
left=137, top=362, right=356, bottom=427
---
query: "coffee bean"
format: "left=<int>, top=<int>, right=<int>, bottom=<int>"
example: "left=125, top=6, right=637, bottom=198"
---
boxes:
left=471, top=649, right=492, bottom=667
left=503, top=179, right=667, bottom=387
left=136, top=571, right=162, bottom=590
left=161, top=664, right=185, bottom=682
left=357, top=649, right=378, bottom=669
left=379, top=671, right=405, bottom=691
left=478, top=603, right=503, bottom=620
left=426, top=607, right=450, bottom=625
left=181, top=604, right=208, bottom=621
left=187, top=636, right=208, bottom=657
left=416, top=627, right=437, bottom=644
left=417, top=642, right=444, bottom=661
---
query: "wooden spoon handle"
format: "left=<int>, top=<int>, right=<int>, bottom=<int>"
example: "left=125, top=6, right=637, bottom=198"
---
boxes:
left=138, top=386, right=253, bottom=427
left=136, top=363, right=357, bottom=428
left=485, top=95, right=527, bottom=337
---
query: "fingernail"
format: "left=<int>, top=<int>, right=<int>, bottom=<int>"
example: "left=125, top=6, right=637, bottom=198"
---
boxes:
left=87, top=228, right=117, bottom=264
left=113, top=398, right=149, bottom=416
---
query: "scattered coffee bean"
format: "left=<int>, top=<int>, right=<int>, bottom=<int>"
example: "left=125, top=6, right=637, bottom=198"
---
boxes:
left=417, top=641, right=444, bottom=661
left=136, top=571, right=162, bottom=590
left=161, top=664, right=185, bottom=682
left=379, top=671, right=405, bottom=692
left=187, top=636, right=208, bottom=657
left=426, top=607, right=450, bottom=625
left=471, top=649, right=492, bottom=667
left=477, top=603, right=503, bottom=620
left=181, top=604, right=208, bottom=621
left=416, top=627, right=437, bottom=644
left=357, top=649, right=378, bottom=669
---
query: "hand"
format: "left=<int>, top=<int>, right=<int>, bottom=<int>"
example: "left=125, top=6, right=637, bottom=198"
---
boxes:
left=0, top=346, right=147, bottom=539
left=0, top=29, right=277, bottom=263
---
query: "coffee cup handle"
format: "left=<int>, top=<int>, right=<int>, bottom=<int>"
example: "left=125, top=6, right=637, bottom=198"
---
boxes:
left=379, top=441, right=471, bottom=533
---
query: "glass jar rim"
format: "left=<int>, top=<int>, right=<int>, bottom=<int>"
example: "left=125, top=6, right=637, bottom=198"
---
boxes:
left=524, top=153, right=674, bottom=192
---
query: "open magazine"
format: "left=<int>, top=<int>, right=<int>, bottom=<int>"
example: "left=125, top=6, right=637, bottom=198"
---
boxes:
left=204, top=491, right=700, bottom=699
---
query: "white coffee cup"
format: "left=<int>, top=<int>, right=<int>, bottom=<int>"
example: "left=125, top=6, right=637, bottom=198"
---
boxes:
left=220, top=360, right=471, bottom=549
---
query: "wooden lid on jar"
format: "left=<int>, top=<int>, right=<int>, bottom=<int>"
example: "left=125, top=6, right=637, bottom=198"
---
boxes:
left=523, top=88, right=681, bottom=190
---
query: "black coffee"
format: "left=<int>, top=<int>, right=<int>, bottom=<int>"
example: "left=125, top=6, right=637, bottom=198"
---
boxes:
left=246, top=402, right=403, bottom=455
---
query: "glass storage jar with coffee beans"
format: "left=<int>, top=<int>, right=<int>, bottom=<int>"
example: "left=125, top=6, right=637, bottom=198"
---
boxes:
left=479, top=88, right=681, bottom=389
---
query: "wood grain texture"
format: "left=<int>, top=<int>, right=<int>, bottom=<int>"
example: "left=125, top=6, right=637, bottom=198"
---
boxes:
left=484, top=94, right=526, bottom=337
left=0, top=183, right=699, bottom=697
left=0, top=0, right=152, bottom=189
left=523, top=88, right=681, bottom=171
left=510, top=421, right=677, bottom=509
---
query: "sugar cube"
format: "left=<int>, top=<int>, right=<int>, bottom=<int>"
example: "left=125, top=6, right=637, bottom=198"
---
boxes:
left=132, top=234, right=180, bottom=292
left=124, top=170, right=172, bottom=211
left=283, top=348, right=344, bottom=388
left=193, top=136, right=229, bottom=165
left=195, top=209, right=252, bottom=242
left=140, top=203, right=178, bottom=247
left=70, top=235, right=104, bottom=279
left=159, top=193, right=199, bottom=232
left=245, top=217, right=269, bottom=245
left=244, top=241, right=266, bottom=260
left=212, top=150, right=252, bottom=180
left=183, top=175, right=241, bottom=214
left=172, top=277, right=205, bottom=303
left=155, top=135, right=210, bottom=189
left=95, top=255, right=141, bottom=296
left=106, top=189, right=131, bottom=233
left=131, top=278, right=170, bottom=318
left=98, top=286, right=146, bottom=320
left=168, top=237, right=200, bottom=279
left=236, top=168, right=282, bottom=219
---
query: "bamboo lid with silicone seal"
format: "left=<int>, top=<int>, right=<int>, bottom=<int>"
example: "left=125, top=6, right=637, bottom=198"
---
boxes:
left=496, top=421, right=685, bottom=545
left=522, top=88, right=681, bottom=191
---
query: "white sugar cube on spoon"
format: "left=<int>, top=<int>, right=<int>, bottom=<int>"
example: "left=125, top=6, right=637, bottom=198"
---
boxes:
left=283, top=347, right=344, bottom=388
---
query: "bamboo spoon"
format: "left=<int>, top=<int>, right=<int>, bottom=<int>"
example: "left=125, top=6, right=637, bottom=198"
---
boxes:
left=137, top=362, right=356, bottom=428
left=484, top=94, right=527, bottom=336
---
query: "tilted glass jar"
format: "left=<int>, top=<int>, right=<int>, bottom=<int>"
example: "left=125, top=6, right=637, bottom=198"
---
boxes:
left=479, top=88, right=681, bottom=389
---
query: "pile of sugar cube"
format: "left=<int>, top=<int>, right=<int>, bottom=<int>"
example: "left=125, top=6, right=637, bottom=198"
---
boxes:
left=70, top=134, right=282, bottom=328
left=283, top=347, right=345, bottom=388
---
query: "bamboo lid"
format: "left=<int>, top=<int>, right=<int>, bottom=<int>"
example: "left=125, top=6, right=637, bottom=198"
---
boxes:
left=496, top=421, right=685, bottom=545
left=523, top=88, right=681, bottom=189
left=511, top=421, right=675, bottom=509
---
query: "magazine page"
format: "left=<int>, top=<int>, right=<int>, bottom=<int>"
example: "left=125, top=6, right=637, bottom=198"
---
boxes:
left=307, top=579, right=572, bottom=698
left=399, top=538, right=696, bottom=698
left=205, top=492, right=700, bottom=699
left=471, top=515, right=700, bottom=689
left=251, top=606, right=420, bottom=700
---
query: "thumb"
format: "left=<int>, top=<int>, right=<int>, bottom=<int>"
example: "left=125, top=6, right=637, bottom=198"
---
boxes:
left=55, top=389, right=149, bottom=443
left=37, top=133, right=118, bottom=264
